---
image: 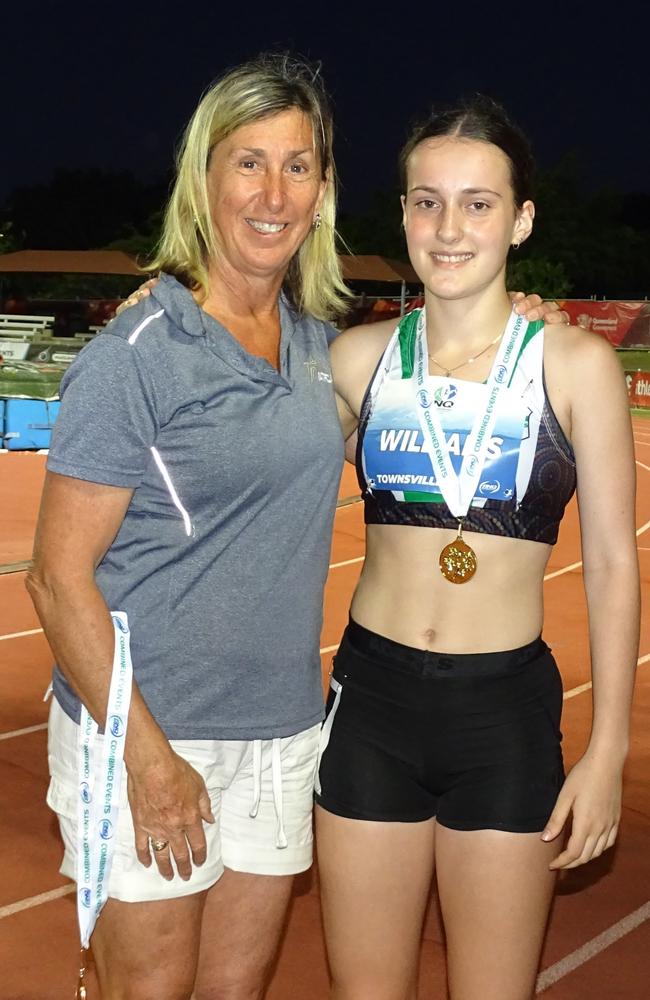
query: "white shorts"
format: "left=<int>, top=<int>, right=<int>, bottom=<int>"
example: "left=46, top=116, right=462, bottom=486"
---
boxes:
left=47, top=698, right=321, bottom=903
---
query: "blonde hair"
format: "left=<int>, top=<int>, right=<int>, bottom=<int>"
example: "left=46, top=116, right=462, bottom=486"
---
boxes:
left=149, top=54, right=349, bottom=321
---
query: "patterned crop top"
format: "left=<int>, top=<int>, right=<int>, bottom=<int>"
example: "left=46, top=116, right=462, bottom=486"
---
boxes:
left=357, top=311, right=576, bottom=545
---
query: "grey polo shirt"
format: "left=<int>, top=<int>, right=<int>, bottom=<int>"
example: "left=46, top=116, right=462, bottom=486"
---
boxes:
left=48, top=274, right=344, bottom=740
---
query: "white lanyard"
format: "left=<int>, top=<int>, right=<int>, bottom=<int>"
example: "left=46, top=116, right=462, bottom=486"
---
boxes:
left=413, top=308, right=527, bottom=519
left=76, top=612, right=133, bottom=948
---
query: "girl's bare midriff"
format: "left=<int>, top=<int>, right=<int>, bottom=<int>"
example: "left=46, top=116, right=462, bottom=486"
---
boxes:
left=351, top=523, right=553, bottom=652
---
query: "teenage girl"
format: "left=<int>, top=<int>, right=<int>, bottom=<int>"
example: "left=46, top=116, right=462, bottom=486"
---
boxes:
left=316, top=97, right=639, bottom=1000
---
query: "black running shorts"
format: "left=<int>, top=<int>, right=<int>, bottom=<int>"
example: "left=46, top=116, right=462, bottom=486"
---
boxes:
left=315, top=619, right=565, bottom=833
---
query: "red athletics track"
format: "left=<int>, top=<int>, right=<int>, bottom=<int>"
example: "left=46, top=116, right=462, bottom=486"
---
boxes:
left=0, top=421, right=649, bottom=998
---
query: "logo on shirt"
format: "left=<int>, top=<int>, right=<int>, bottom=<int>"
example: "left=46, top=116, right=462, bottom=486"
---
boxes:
left=303, top=357, right=332, bottom=385
left=495, top=365, right=508, bottom=384
left=479, top=480, right=501, bottom=495
left=433, top=384, right=457, bottom=408
left=99, top=819, right=114, bottom=840
left=80, top=782, right=92, bottom=804
left=79, top=888, right=92, bottom=909
left=111, top=615, right=129, bottom=635
left=108, top=715, right=125, bottom=739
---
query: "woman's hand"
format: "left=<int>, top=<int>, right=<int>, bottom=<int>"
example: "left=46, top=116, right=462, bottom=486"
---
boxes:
left=116, top=277, right=159, bottom=315
left=127, top=746, right=215, bottom=881
left=509, top=291, right=569, bottom=324
left=542, top=752, right=623, bottom=869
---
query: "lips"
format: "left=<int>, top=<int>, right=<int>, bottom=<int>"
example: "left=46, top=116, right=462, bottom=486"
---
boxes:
left=245, top=219, right=288, bottom=234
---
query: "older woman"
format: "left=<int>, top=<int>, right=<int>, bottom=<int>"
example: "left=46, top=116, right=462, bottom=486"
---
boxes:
left=28, top=55, right=348, bottom=1000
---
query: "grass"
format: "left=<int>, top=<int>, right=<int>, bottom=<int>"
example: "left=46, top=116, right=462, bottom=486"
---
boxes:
left=617, top=350, right=650, bottom=372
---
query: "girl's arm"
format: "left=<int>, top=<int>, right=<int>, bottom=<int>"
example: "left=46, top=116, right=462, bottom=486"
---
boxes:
left=542, top=330, right=639, bottom=869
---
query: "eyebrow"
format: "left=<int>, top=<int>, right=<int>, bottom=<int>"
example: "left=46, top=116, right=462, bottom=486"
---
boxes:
left=234, top=146, right=315, bottom=158
left=409, top=185, right=503, bottom=198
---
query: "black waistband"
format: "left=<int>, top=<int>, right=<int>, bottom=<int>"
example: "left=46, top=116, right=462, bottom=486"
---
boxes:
left=344, top=618, right=547, bottom=676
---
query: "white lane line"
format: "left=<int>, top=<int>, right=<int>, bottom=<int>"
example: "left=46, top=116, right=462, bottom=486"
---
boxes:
left=0, top=627, right=43, bottom=642
left=563, top=681, right=592, bottom=701
left=0, top=883, right=75, bottom=920
left=535, top=900, right=650, bottom=993
left=329, top=555, right=364, bottom=571
left=636, top=460, right=650, bottom=473
left=336, top=495, right=362, bottom=508
left=543, top=515, right=650, bottom=583
left=544, top=561, right=582, bottom=582
left=0, top=722, right=48, bottom=742
left=562, top=653, right=650, bottom=702
left=320, top=644, right=339, bottom=655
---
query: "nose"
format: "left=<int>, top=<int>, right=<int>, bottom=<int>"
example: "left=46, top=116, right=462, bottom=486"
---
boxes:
left=436, top=204, right=462, bottom=245
left=261, top=168, right=286, bottom=214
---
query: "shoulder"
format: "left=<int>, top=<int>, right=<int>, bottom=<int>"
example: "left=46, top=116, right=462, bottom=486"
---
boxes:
left=544, top=324, right=629, bottom=449
left=330, top=316, right=400, bottom=414
left=330, top=316, right=397, bottom=364
left=59, top=301, right=178, bottom=411
left=545, top=323, right=624, bottom=390
left=101, top=298, right=171, bottom=352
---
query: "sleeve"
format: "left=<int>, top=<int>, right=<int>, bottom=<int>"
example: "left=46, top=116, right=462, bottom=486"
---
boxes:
left=47, top=333, right=159, bottom=488
left=324, top=322, right=340, bottom=346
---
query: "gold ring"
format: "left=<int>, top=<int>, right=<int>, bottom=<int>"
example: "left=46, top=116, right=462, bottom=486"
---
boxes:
left=150, top=838, right=169, bottom=852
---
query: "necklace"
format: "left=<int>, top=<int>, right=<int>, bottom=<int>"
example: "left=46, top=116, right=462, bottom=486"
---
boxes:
left=428, top=330, right=502, bottom=378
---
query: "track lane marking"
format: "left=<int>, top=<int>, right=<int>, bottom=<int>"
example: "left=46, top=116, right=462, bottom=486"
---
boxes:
left=0, top=627, right=43, bottom=642
left=0, top=883, right=75, bottom=920
left=543, top=513, right=650, bottom=583
left=535, top=901, right=650, bottom=993
left=561, top=652, right=650, bottom=701
left=328, top=555, right=364, bottom=571
left=0, top=722, right=48, bottom=741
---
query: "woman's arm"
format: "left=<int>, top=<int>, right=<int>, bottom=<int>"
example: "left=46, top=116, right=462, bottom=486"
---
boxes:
left=27, top=472, right=214, bottom=880
left=542, top=331, right=639, bottom=868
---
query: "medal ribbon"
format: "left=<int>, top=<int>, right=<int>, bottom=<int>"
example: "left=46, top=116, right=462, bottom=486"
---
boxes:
left=413, top=308, right=528, bottom=519
left=76, top=612, right=133, bottom=949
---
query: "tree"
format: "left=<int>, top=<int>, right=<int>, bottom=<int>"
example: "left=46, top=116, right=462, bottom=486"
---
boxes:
left=0, top=220, right=20, bottom=254
left=507, top=256, right=571, bottom=300
left=5, top=169, right=169, bottom=250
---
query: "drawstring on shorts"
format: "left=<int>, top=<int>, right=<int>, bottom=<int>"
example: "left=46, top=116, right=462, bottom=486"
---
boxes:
left=249, top=738, right=288, bottom=849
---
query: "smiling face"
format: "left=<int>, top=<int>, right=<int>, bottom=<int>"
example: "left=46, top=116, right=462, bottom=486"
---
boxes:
left=206, top=107, right=327, bottom=287
left=402, top=136, right=534, bottom=302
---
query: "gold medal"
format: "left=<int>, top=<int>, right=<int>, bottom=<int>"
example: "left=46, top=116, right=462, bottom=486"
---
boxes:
left=439, top=522, right=477, bottom=584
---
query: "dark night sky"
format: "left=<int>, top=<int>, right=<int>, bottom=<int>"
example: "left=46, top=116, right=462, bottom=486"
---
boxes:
left=3, top=1, right=649, bottom=214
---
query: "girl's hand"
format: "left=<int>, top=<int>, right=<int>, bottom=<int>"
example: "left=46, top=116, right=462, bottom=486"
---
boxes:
left=115, top=277, right=159, bottom=316
left=509, top=291, right=569, bottom=324
left=541, top=753, right=623, bottom=869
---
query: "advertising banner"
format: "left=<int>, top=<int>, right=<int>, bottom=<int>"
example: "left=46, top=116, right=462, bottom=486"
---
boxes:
left=626, top=371, right=650, bottom=409
left=559, top=300, right=650, bottom=348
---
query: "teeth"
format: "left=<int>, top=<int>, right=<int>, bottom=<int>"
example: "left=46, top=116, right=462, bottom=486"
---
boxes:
left=432, top=253, right=473, bottom=263
left=247, top=220, right=286, bottom=233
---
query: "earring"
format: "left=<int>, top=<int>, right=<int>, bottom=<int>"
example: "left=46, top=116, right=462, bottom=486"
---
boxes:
left=511, top=241, right=520, bottom=250
left=312, top=213, right=322, bottom=231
